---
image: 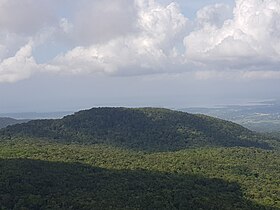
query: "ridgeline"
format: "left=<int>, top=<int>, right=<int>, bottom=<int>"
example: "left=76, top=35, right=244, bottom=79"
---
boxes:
left=0, top=107, right=273, bottom=151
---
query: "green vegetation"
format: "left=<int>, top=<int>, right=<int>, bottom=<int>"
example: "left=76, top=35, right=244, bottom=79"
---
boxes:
left=0, top=117, right=28, bottom=129
left=0, top=108, right=275, bottom=151
left=0, top=140, right=279, bottom=210
left=0, top=108, right=279, bottom=209
left=265, top=132, right=280, bottom=139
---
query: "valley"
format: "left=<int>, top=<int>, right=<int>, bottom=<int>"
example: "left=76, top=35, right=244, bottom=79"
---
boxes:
left=180, top=101, right=280, bottom=133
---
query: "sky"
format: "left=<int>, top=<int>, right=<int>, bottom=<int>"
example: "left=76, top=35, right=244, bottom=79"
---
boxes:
left=1, top=0, right=280, bottom=113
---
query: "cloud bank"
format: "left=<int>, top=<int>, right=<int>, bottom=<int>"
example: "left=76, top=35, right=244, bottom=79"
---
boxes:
left=1, top=0, right=280, bottom=82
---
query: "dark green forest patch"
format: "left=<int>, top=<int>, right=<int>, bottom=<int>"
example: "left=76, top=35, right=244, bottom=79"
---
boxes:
left=0, top=158, right=276, bottom=210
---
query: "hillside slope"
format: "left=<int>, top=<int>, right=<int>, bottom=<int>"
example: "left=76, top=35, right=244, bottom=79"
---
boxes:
left=0, top=107, right=272, bottom=151
left=0, top=142, right=279, bottom=209
left=0, top=117, right=28, bottom=129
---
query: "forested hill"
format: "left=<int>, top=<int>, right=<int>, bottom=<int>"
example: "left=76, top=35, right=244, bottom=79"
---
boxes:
left=0, top=107, right=273, bottom=151
left=0, top=117, right=28, bottom=129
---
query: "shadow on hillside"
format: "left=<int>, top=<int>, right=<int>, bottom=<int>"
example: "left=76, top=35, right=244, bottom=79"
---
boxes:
left=0, top=159, right=277, bottom=210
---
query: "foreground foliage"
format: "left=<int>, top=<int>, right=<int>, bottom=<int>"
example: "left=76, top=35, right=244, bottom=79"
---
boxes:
left=0, top=140, right=279, bottom=210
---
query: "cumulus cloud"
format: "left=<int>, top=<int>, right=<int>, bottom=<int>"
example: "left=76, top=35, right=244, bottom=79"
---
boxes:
left=0, top=42, right=38, bottom=83
left=0, top=32, right=27, bottom=59
left=184, top=0, right=280, bottom=71
left=0, top=0, right=61, bottom=83
left=46, top=0, right=188, bottom=76
left=1, top=0, right=280, bottom=83
left=196, top=4, right=232, bottom=28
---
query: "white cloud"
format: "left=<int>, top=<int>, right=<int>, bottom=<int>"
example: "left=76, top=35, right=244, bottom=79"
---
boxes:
left=59, top=18, right=73, bottom=34
left=1, top=0, right=280, bottom=83
left=0, top=0, right=60, bottom=82
left=46, top=0, right=188, bottom=76
left=184, top=0, right=280, bottom=71
left=0, top=32, right=29, bottom=59
left=0, top=42, right=38, bottom=83
left=196, top=4, right=232, bottom=28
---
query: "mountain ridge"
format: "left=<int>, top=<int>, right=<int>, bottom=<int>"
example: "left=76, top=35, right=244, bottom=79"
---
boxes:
left=1, top=107, right=273, bottom=151
left=0, top=117, right=29, bottom=129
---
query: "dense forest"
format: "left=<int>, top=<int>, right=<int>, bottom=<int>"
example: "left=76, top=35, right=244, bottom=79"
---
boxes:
left=0, top=108, right=276, bottom=151
left=0, top=108, right=279, bottom=209
left=0, top=117, right=28, bottom=129
left=0, top=140, right=279, bottom=210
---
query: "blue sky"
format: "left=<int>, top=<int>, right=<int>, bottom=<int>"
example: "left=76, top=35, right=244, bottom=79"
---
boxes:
left=0, top=0, right=280, bottom=113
